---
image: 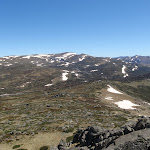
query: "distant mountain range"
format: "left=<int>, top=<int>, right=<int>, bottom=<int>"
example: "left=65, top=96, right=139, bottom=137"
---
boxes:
left=0, top=52, right=150, bottom=94
left=0, top=52, right=150, bottom=83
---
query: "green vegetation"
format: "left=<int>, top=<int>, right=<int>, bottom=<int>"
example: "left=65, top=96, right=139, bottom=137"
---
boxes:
left=40, top=146, right=49, bottom=150
left=114, top=80, right=150, bottom=102
left=0, top=71, right=149, bottom=145
left=12, top=145, right=22, bottom=149
left=66, top=135, right=74, bottom=143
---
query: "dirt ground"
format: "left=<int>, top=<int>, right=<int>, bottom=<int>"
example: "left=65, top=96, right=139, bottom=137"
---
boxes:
left=0, top=131, right=72, bottom=150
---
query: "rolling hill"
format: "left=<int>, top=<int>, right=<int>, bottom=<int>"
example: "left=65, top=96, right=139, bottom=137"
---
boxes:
left=0, top=52, right=150, bottom=150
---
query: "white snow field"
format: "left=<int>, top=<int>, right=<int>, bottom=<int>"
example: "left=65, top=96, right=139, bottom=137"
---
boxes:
left=107, top=85, right=123, bottom=94
left=115, top=100, right=139, bottom=109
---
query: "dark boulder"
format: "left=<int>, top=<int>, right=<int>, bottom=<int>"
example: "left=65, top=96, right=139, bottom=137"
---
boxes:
left=58, top=139, right=67, bottom=150
left=89, top=126, right=103, bottom=134
left=123, top=125, right=133, bottom=134
left=68, top=147, right=89, bottom=150
left=73, top=129, right=83, bottom=143
left=61, top=117, right=150, bottom=150
left=68, top=147, right=81, bottom=150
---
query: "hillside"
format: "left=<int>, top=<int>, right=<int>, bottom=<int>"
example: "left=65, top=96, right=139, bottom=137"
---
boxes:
left=0, top=52, right=150, bottom=150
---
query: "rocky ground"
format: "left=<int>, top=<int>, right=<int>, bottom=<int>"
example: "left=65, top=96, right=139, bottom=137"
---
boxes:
left=0, top=80, right=150, bottom=150
left=55, top=116, right=150, bottom=150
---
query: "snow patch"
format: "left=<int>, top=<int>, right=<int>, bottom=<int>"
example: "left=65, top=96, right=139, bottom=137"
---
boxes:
left=75, top=73, right=79, bottom=77
left=23, top=54, right=53, bottom=60
left=20, top=82, right=31, bottom=88
left=56, top=53, right=76, bottom=61
left=62, top=70, right=69, bottom=81
left=115, top=100, right=139, bottom=109
left=79, top=55, right=87, bottom=61
left=107, top=85, right=123, bottom=94
left=64, top=62, right=70, bottom=66
left=62, top=53, right=76, bottom=58
left=37, top=64, right=43, bottom=67
left=51, top=60, right=55, bottom=63
left=45, top=84, right=53, bottom=87
left=132, top=65, right=138, bottom=71
left=103, top=59, right=108, bottom=62
left=3, top=56, right=19, bottom=59
left=71, top=71, right=79, bottom=77
left=122, top=65, right=126, bottom=74
left=26, top=82, right=31, bottom=84
left=122, top=65, right=128, bottom=78
left=105, top=97, right=113, bottom=100
left=90, top=70, right=98, bottom=72
left=5, top=64, right=12, bottom=66
left=32, top=54, right=52, bottom=59
left=95, top=63, right=100, bottom=66
left=20, top=85, right=25, bottom=88
left=22, top=55, right=31, bottom=59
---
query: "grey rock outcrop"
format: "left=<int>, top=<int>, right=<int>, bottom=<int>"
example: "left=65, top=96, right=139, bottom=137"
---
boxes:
left=58, top=139, right=67, bottom=150
left=62, top=116, right=150, bottom=150
left=105, top=128, right=150, bottom=150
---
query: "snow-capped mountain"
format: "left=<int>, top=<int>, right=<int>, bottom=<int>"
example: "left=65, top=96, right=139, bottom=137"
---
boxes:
left=0, top=52, right=89, bottom=67
left=117, top=55, right=150, bottom=67
left=0, top=52, right=150, bottom=94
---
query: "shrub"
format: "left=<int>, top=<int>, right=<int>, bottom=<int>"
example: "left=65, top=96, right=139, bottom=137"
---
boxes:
left=40, top=146, right=49, bottom=150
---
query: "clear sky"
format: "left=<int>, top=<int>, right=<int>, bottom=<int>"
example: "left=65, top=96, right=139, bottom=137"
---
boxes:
left=0, top=0, right=150, bottom=57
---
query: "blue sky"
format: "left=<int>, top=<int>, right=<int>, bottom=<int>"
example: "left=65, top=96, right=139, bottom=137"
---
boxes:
left=0, top=0, right=150, bottom=57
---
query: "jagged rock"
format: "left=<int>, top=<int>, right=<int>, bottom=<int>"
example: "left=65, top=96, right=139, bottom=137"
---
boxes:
left=89, top=126, right=103, bottom=134
left=68, top=148, right=81, bottom=150
left=113, top=129, right=124, bottom=137
left=58, top=139, right=67, bottom=150
left=146, top=123, right=150, bottom=128
left=80, top=132, right=87, bottom=146
left=50, top=147, right=58, bottom=150
left=65, top=117, right=150, bottom=150
left=73, top=129, right=83, bottom=143
left=105, top=128, right=150, bottom=150
left=103, top=131, right=110, bottom=139
left=134, top=119, right=146, bottom=130
left=80, top=146, right=89, bottom=150
left=123, top=125, right=133, bottom=134
left=68, top=147, right=89, bottom=150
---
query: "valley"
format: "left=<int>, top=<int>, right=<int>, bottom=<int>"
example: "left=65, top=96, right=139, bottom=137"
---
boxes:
left=0, top=52, right=150, bottom=150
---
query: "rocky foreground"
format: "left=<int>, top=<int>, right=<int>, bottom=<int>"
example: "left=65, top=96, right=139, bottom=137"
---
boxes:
left=51, top=116, right=150, bottom=150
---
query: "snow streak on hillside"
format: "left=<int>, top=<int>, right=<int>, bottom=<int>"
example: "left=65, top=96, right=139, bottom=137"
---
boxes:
left=107, top=85, right=123, bottom=94
left=62, top=70, right=69, bottom=81
left=122, top=65, right=128, bottom=78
